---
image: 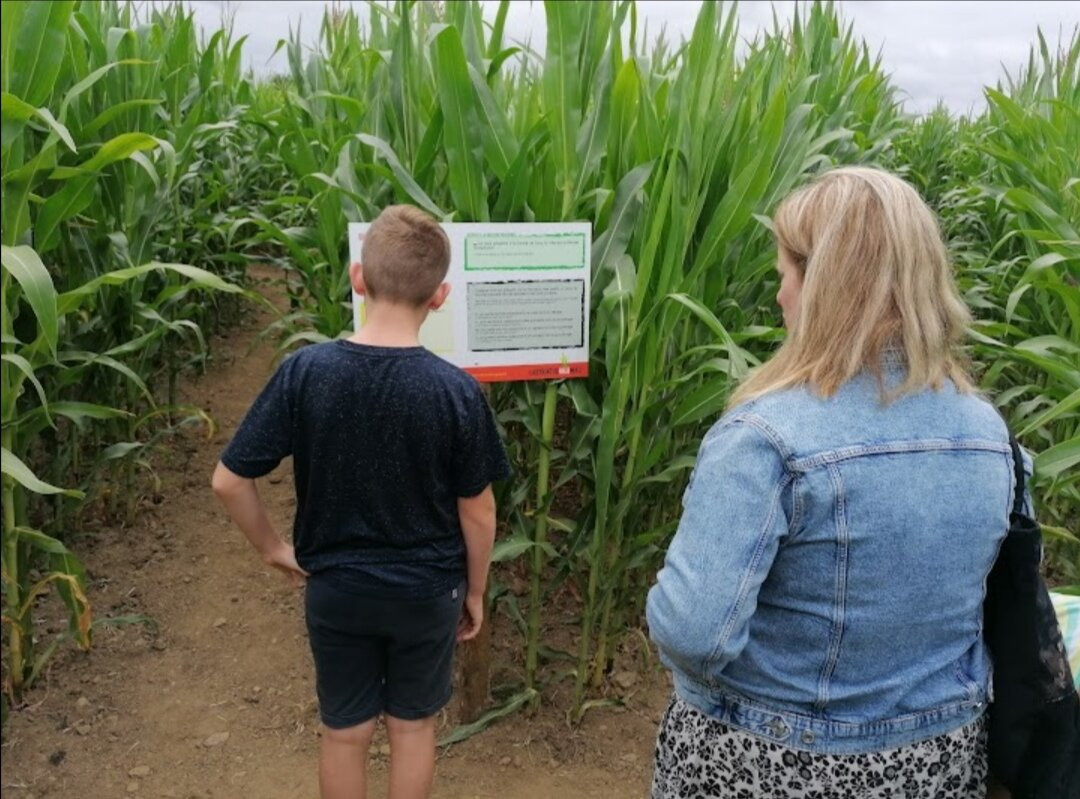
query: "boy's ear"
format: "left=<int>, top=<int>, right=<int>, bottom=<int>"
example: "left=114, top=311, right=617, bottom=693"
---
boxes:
left=429, top=282, right=451, bottom=310
left=349, top=262, right=366, bottom=295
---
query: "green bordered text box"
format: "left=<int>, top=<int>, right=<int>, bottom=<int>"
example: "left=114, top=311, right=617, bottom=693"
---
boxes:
left=464, top=232, right=586, bottom=271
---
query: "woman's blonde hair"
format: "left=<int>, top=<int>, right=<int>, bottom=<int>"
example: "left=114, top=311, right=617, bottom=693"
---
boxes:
left=728, top=166, right=973, bottom=408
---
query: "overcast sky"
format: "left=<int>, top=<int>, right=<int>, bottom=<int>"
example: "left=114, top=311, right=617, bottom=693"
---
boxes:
left=188, top=0, right=1080, bottom=115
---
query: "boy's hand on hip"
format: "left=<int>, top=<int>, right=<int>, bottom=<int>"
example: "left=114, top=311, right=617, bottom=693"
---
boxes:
left=457, top=593, right=484, bottom=641
left=263, top=541, right=309, bottom=588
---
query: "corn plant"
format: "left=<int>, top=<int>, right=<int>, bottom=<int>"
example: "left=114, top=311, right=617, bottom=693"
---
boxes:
left=1, top=0, right=253, bottom=702
left=977, top=30, right=1080, bottom=525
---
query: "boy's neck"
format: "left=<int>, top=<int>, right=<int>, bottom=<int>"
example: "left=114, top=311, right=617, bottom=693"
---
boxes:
left=349, top=300, right=427, bottom=348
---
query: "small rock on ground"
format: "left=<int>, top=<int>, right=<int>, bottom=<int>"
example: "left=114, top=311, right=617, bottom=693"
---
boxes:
left=614, top=671, right=639, bottom=690
left=202, top=731, right=230, bottom=747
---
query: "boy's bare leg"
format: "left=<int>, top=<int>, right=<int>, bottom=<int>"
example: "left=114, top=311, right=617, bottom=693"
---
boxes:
left=386, top=714, right=437, bottom=799
left=319, top=718, right=377, bottom=799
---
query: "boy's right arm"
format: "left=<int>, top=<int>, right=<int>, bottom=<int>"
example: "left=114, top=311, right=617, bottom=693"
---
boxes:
left=457, top=486, right=496, bottom=641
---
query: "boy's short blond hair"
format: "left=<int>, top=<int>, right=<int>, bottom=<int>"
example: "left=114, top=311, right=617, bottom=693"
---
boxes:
left=361, top=205, right=450, bottom=307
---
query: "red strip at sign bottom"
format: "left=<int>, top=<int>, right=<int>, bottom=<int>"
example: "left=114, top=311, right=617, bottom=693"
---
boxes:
left=464, top=362, right=588, bottom=383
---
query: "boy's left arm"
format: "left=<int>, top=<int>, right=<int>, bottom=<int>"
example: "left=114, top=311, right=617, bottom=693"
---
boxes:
left=212, top=462, right=308, bottom=586
left=212, top=355, right=303, bottom=585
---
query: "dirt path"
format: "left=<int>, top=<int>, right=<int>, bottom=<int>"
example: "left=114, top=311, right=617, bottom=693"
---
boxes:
left=2, top=271, right=668, bottom=799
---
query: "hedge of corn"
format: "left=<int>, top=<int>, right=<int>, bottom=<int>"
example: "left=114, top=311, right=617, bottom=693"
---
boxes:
left=1, top=0, right=256, bottom=709
left=2, top=0, right=1076, bottom=723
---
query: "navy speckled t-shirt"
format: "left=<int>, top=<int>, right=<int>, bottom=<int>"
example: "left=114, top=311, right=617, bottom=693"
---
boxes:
left=220, top=340, right=511, bottom=598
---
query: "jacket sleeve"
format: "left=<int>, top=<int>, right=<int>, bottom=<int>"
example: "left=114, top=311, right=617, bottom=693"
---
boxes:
left=646, top=415, right=792, bottom=682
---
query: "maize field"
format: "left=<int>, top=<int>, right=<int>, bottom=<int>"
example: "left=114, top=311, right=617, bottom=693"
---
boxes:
left=1, top=0, right=1077, bottom=733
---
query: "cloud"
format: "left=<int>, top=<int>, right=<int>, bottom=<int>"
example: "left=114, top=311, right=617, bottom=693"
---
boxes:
left=188, top=0, right=1079, bottom=115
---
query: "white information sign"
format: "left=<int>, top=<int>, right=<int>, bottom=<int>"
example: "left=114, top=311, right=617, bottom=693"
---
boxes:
left=349, top=222, right=591, bottom=382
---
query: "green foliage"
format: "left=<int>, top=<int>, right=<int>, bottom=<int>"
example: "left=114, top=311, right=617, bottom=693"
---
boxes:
left=261, top=1, right=1076, bottom=718
left=1, top=0, right=1074, bottom=724
left=0, top=0, right=256, bottom=701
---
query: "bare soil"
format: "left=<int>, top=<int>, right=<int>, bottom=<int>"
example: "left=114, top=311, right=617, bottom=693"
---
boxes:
left=2, top=269, right=669, bottom=799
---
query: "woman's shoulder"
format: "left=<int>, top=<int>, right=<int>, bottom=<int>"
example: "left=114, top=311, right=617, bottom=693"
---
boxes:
left=718, top=385, right=822, bottom=437
left=703, top=389, right=817, bottom=459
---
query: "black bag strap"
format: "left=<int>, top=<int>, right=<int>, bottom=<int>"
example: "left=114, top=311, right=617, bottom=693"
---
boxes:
left=1007, top=434, right=1026, bottom=518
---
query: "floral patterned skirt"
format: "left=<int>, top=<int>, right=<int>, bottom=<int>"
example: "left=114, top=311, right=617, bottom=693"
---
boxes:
left=651, top=695, right=988, bottom=799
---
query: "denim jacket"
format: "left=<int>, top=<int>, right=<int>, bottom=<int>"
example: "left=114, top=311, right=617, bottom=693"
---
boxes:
left=646, top=366, right=1026, bottom=754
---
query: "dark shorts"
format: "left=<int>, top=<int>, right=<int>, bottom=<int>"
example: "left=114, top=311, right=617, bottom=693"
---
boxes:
left=304, top=576, right=465, bottom=729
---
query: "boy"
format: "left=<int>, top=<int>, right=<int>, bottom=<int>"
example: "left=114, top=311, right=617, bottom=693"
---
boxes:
left=211, top=205, right=511, bottom=799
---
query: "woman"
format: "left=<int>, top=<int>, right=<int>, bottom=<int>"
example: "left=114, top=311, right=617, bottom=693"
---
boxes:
left=647, top=167, right=1016, bottom=798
